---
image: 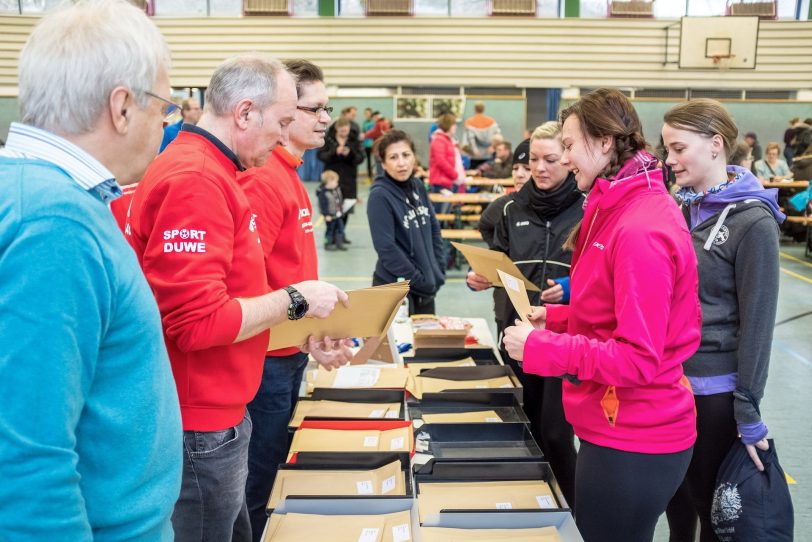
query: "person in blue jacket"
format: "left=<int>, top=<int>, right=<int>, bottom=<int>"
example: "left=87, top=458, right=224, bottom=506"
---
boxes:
left=367, top=130, right=446, bottom=314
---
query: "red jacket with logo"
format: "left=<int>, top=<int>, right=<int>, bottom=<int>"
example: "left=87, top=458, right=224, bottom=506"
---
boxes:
left=523, top=155, right=701, bottom=454
left=126, top=130, right=270, bottom=432
left=238, top=146, right=318, bottom=357
left=429, top=130, right=459, bottom=190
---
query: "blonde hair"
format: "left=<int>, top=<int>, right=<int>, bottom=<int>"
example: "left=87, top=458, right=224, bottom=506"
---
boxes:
left=321, top=169, right=339, bottom=184
left=765, top=142, right=781, bottom=155
left=531, top=120, right=562, bottom=141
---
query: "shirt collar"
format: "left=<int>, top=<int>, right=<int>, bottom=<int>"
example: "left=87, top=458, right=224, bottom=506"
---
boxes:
left=273, top=145, right=303, bottom=168
left=181, top=123, right=245, bottom=171
left=1, top=122, right=121, bottom=203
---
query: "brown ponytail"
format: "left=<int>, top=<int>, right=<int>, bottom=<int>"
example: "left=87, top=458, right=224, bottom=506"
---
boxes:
left=559, top=88, right=647, bottom=251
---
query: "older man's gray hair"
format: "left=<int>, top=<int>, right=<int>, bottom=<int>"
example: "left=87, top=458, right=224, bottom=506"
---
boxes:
left=18, top=0, right=171, bottom=136
left=205, top=53, right=293, bottom=117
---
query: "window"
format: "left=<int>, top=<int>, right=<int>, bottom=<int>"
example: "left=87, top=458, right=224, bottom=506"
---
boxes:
left=0, top=0, right=19, bottom=12
left=210, top=0, right=241, bottom=15
left=687, top=0, right=727, bottom=16
left=415, top=0, right=449, bottom=15
left=338, top=0, right=364, bottom=15
left=653, top=0, right=687, bottom=17
left=580, top=0, right=607, bottom=17
left=20, top=0, right=62, bottom=13
left=292, top=0, right=318, bottom=15
left=537, top=0, right=560, bottom=16
left=777, top=0, right=800, bottom=18
left=450, top=0, right=488, bottom=16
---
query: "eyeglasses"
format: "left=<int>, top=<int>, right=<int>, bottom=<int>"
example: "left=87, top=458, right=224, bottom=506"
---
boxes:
left=143, top=90, right=180, bottom=120
left=297, top=105, right=333, bottom=116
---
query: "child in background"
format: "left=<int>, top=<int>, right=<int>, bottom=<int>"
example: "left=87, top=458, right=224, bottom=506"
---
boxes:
left=316, top=170, right=347, bottom=251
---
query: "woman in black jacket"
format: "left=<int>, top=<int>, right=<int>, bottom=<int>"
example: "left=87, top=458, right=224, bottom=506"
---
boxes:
left=467, top=121, right=582, bottom=509
left=318, top=117, right=364, bottom=231
left=367, top=130, right=445, bottom=314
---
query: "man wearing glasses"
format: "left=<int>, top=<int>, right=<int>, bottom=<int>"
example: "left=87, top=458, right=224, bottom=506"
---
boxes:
left=125, top=54, right=349, bottom=541
left=159, top=97, right=202, bottom=153
left=237, top=59, right=353, bottom=541
left=0, top=0, right=181, bottom=540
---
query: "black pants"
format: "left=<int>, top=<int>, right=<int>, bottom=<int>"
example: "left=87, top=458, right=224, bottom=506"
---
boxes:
left=365, top=147, right=373, bottom=178
left=372, top=272, right=435, bottom=315
left=666, top=393, right=738, bottom=542
left=502, top=348, right=577, bottom=510
left=576, top=440, right=693, bottom=542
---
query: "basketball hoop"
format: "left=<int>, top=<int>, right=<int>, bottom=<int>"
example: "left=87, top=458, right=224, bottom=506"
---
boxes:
left=712, top=54, right=736, bottom=72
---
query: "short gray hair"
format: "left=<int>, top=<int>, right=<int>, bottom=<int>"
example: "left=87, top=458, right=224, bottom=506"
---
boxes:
left=205, top=54, right=292, bottom=116
left=19, top=0, right=171, bottom=135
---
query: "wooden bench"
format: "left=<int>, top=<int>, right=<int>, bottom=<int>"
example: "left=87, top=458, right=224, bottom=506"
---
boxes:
left=436, top=214, right=481, bottom=223
left=441, top=229, right=483, bottom=240
left=786, top=216, right=811, bottom=225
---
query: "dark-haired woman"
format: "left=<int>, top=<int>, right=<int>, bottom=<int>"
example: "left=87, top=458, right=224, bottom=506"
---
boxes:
left=503, top=88, right=701, bottom=541
left=367, top=130, right=445, bottom=314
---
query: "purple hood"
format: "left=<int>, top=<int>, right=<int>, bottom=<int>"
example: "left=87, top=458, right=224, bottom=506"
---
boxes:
left=686, top=165, right=786, bottom=228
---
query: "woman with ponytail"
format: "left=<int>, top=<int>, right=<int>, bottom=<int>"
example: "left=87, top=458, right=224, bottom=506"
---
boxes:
left=503, top=88, right=701, bottom=542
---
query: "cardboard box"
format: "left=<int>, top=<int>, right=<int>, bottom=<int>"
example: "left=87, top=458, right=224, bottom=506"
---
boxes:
left=407, top=366, right=523, bottom=402
left=409, top=392, right=530, bottom=426
left=413, top=422, right=542, bottom=462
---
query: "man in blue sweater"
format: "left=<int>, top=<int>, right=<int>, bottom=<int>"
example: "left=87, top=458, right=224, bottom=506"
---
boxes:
left=159, top=97, right=202, bottom=152
left=0, top=1, right=182, bottom=540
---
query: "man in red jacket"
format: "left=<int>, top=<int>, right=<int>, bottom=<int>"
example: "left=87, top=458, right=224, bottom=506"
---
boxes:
left=126, top=54, right=349, bottom=542
left=238, top=59, right=351, bottom=540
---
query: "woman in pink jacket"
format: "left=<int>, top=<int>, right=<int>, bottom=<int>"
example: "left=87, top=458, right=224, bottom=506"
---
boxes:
left=504, top=88, right=701, bottom=542
left=429, top=113, right=464, bottom=193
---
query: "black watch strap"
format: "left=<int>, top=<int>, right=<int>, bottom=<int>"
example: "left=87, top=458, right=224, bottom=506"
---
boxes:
left=284, top=286, right=308, bottom=320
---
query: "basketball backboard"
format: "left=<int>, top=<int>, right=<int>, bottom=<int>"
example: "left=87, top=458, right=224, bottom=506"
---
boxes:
left=679, top=16, right=759, bottom=69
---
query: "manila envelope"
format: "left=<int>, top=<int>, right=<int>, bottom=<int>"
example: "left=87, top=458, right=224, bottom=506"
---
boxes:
left=417, top=480, right=558, bottom=522
left=410, top=376, right=515, bottom=400
left=288, top=426, right=412, bottom=456
left=267, top=460, right=405, bottom=509
left=405, top=358, right=476, bottom=375
left=421, top=410, right=502, bottom=424
left=310, top=366, right=411, bottom=391
left=420, top=526, right=561, bottom=542
left=289, top=400, right=401, bottom=428
left=268, top=282, right=409, bottom=350
left=263, top=510, right=413, bottom=542
left=451, top=242, right=540, bottom=292
left=497, top=269, right=534, bottom=325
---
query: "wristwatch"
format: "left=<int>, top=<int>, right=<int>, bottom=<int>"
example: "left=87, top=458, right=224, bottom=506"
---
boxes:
left=284, top=286, right=309, bottom=321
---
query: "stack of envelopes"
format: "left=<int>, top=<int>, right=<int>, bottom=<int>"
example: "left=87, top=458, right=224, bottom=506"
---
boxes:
left=263, top=510, right=413, bottom=542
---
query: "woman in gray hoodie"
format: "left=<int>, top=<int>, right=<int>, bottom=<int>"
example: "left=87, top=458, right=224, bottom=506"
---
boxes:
left=661, top=99, right=785, bottom=541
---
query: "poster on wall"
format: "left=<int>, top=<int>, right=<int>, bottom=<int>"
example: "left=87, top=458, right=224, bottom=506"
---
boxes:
left=432, top=97, right=465, bottom=118
left=395, top=97, right=429, bottom=120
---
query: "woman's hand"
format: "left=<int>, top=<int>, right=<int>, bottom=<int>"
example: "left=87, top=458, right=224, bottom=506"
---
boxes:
left=466, top=271, right=492, bottom=291
left=503, top=321, right=534, bottom=361
left=540, top=279, right=563, bottom=303
left=745, top=438, right=770, bottom=472
left=527, top=306, right=547, bottom=330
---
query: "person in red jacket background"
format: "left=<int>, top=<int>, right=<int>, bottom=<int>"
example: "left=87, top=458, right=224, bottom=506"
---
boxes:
left=429, top=112, right=464, bottom=214
left=504, top=88, right=701, bottom=542
left=126, top=54, right=349, bottom=542
left=238, top=59, right=352, bottom=541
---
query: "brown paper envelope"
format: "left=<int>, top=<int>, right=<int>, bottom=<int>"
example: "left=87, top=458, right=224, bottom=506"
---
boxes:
left=267, top=460, right=406, bottom=509
left=382, top=510, right=414, bottom=542
left=312, top=366, right=411, bottom=390
left=289, top=427, right=412, bottom=454
left=263, top=513, right=387, bottom=542
left=451, top=242, right=540, bottom=292
left=289, top=401, right=401, bottom=427
left=421, top=410, right=503, bottom=424
left=418, top=480, right=557, bottom=521
left=268, top=283, right=409, bottom=350
left=412, top=375, right=515, bottom=399
left=419, top=526, right=561, bottom=542
left=497, top=269, right=534, bottom=325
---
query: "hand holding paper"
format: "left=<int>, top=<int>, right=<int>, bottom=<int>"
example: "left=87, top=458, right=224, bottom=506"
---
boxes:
left=293, top=280, right=350, bottom=318
left=466, top=271, right=492, bottom=291
left=496, top=269, right=533, bottom=325
left=451, top=242, right=540, bottom=292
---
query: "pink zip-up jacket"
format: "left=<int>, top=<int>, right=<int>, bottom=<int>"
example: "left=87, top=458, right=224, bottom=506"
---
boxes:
left=523, top=152, right=701, bottom=454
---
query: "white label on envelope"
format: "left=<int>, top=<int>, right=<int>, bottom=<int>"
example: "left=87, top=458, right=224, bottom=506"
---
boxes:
left=503, top=274, right=520, bottom=291
left=485, top=417, right=501, bottom=423
left=369, top=409, right=386, bottom=418
left=392, top=523, right=411, bottom=542
left=358, top=528, right=379, bottom=542
left=381, top=475, right=396, bottom=494
left=333, top=366, right=381, bottom=388
left=385, top=410, right=399, bottom=419
left=496, top=502, right=513, bottom=509
left=363, top=435, right=379, bottom=448
left=536, top=495, right=556, bottom=509
left=356, top=480, right=374, bottom=494
left=390, top=436, right=405, bottom=450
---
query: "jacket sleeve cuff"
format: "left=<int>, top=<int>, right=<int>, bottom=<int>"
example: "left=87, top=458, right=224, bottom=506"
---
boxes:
left=545, top=304, right=569, bottom=333
left=553, top=277, right=571, bottom=304
left=521, top=329, right=569, bottom=378
left=738, top=421, right=768, bottom=445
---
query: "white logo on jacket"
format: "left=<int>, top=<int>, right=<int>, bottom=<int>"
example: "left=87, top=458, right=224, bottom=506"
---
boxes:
left=592, top=242, right=605, bottom=250
left=713, top=225, right=730, bottom=246
left=163, top=228, right=207, bottom=253
left=516, top=220, right=530, bottom=227
left=402, top=205, right=431, bottom=230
